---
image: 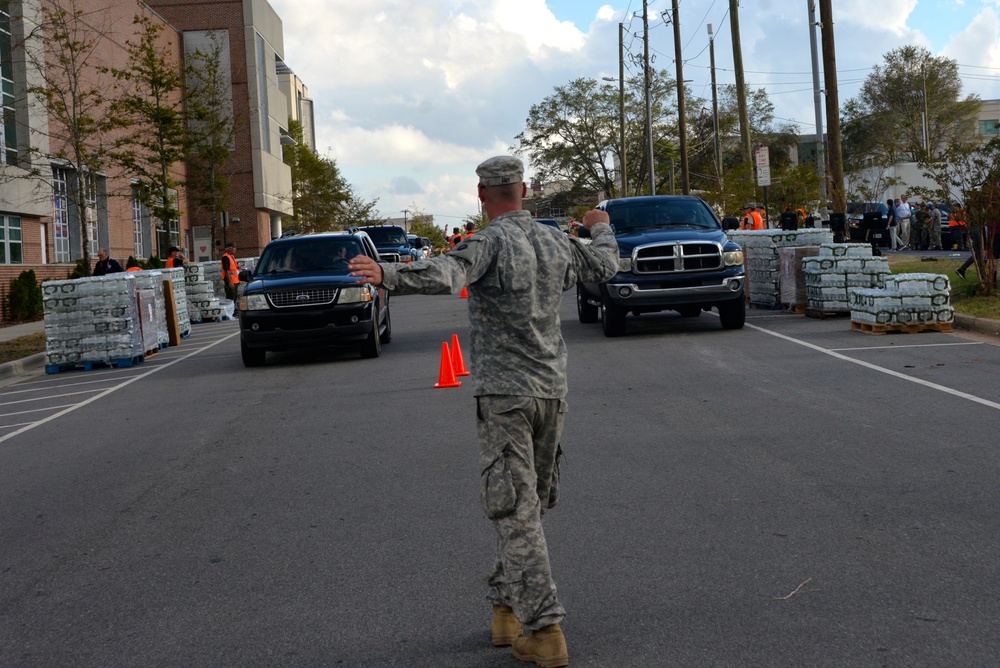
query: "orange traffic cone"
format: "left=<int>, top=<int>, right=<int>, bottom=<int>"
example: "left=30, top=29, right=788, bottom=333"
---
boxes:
left=460, top=286, right=468, bottom=298
left=450, top=334, right=470, bottom=376
left=434, top=342, right=461, bottom=388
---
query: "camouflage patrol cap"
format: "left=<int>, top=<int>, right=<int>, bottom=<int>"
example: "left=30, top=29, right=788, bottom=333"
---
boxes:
left=476, top=155, right=524, bottom=187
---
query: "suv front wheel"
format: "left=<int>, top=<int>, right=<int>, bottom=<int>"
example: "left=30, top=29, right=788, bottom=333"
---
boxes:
left=360, top=307, right=383, bottom=358
left=241, top=338, right=266, bottom=367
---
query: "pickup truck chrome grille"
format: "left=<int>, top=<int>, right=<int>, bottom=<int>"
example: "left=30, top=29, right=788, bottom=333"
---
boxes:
left=379, top=251, right=402, bottom=263
left=633, top=242, right=723, bottom=274
left=267, top=288, right=338, bottom=308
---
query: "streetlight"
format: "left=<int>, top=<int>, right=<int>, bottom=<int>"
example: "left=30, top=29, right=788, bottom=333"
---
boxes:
left=602, top=73, right=627, bottom=199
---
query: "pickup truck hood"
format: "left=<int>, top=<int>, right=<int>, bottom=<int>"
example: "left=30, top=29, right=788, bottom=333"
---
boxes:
left=614, top=227, right=728, bottom=254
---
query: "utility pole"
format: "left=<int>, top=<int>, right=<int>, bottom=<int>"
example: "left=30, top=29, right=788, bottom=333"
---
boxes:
left=807, top=0, right=827, bottom=200
left=643, top=0, right=656, bottom=195
left=708, top=23, right=721, bottom=181
left=729, top=0, right=752, bottom=166
left=922, top=62, right=930, bottom=159
left=618, top=22, right=627, bottom=198
left=818, top=0, right=845, bottom=214
left=402, top=209, right=409, bottom=232
left=671, top=0, right=689, bottom=195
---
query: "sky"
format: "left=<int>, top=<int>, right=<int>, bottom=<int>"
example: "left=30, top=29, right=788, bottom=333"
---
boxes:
left=268, top=0, right=1000, bottom=228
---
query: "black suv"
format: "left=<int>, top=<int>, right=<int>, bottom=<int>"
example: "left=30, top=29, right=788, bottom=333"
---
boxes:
left=577, top=195, right=746, bottom=336
left=237, top=230, right=391, bottom=366
left=358, top=225, right=417, bottom=263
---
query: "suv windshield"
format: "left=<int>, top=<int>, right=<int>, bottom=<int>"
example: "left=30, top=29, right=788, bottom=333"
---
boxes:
left=256, top=238, right=362, bottom=274
left=363, top=227, right=408, bottom=246
left=606, top=199, right=720, bottom=233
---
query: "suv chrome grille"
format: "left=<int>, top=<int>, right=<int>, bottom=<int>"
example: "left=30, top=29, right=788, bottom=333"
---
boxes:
left=267, top=288, right=338, bottom=308
left=634, top=242, right=723, bottom=274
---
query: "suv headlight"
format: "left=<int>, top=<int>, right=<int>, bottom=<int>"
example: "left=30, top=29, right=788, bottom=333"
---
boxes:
left=723, top=250, right=744, bottom=267
left=339, top=286, right=373, bottom=303
left=618, top=256, right=633, bottom=273
left=242, top=293, right=269, bottom=311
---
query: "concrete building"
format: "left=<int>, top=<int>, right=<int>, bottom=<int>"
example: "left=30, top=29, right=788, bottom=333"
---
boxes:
left=0, top=0, right=300, bottom=315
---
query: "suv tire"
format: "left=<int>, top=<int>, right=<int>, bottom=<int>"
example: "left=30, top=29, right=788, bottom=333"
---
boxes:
left=241, top=338, right=266, bottom=367
left=718, top=298, right=746, bottom=330
left=360, top=313, right=382, bottom=358
left=379, top=307, right=392, bottom=344
left=601, top=300, right=627, bottom=337
left=577, top=284, right=599, bottom=323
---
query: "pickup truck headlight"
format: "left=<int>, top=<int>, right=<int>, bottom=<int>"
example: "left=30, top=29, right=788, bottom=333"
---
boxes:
left=618, top=257, right=633, bottom=273
left=723, top=250, right=745, bottom=267
left=242, top=293, right=269, bottom=311
left=339, top=286, right=373, bottom=303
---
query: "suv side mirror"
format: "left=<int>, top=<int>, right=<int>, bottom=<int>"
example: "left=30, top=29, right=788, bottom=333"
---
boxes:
left=238, top=269, right=253, bottom=282
left=722, top=216, right=740, bottom=230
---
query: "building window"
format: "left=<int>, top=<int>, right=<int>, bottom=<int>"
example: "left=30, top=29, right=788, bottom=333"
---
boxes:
left=132, top=191, right=145, bottom=258
left=979, top=119, right=999, bottom=136
left=0, top=215, right=22, bottom=264
left=52, top=167, right=71, bottom=262
left=0, top=1, right=18, bottom=166
left=255, top=32, right=270, bottom=153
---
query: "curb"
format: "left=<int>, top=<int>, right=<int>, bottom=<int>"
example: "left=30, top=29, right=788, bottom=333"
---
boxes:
left=953, top=313, right=1000, bottom=338
left=0, top=352, right=46, bottom=380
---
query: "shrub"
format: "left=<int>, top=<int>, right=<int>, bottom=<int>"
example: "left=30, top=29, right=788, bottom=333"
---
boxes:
left=69, top=259, right=88, bottom=279
left=7, top=270, right=43, bottom=322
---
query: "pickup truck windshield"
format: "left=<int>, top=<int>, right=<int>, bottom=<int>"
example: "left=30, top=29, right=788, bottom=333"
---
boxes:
left=607, top=200, right=720, bottom=233
left=363, top=227, right=408, bottom=246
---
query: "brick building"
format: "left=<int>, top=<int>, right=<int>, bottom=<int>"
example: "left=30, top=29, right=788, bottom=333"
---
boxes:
left=0, top=0, right=308, bottom=320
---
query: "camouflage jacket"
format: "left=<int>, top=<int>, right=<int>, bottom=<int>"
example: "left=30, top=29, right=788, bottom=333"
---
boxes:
left=381, top=210, right=619, bottom=397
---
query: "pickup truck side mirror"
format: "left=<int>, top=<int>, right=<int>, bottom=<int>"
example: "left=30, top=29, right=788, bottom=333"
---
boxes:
left=722, top=216, right=740, bottom=230
left=238, top=269, right=253, bottom=282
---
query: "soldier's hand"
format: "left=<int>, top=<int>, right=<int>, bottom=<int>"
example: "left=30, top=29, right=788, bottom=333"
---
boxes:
left=582, top=209, right=610, bottom=229
left=349, top=255, right=384, bottom=286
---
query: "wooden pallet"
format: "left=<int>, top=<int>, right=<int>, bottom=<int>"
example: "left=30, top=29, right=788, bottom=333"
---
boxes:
left=782, top=302, right=806, bottom=314
left=851, top=320, right=954, bottom=335
left=45, top=354, right=144, bottom=375
left=805, top=308, right=851, bottom=319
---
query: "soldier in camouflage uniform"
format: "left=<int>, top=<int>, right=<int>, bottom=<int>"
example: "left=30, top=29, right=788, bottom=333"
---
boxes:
left=912, top=203, right=932, bottom=251
left=349, top=155, right=619, bottom=667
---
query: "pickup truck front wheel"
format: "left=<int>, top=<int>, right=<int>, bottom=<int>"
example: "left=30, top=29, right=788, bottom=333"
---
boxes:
left=577, top=284, right=599, bottom=323
left=601, top=301, right=627, bottom=337
left=717, top=298, right=746, bottom=330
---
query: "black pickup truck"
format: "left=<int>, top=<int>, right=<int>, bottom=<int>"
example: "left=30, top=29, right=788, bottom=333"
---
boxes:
left=577, top=195, right=746, bottom=336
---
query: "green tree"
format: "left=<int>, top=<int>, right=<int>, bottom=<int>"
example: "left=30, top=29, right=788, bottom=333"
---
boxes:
left=339, top=192, right=385, bottom=228
left=184, top=30, right=238, bottom=254
left=513, top=70, right=680, bottom=200
left=282, top=120, right=350, bottom=233
left=844, top=46, right=980, bottom=167
left=24, top=0, right=117, bottom=273
left=108, top=14, right=188, bottom=254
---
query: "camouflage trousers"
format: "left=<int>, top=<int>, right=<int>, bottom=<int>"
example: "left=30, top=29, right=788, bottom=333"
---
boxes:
left=477, top=395, right=567, bottom=632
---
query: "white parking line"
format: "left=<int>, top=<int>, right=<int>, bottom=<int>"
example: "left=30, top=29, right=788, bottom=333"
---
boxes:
left=0, top=404, right=76, bottom=418
left=746, top=322, right=1000, bottom=411
left=830, top=341, right=984, bottom=352
left=0, top=331, right=240, bottom=444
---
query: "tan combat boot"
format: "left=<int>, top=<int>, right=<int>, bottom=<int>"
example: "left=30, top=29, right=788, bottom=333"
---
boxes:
left=512, top=623, right=568, bottom=667
left=491, top=604, right=522, bottom=647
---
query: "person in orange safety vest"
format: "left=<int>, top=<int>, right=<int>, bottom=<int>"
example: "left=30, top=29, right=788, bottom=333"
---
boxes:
left=221, top=241, right=240, bottom=304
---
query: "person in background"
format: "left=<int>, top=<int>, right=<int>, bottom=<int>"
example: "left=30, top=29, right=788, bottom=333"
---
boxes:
left=348, top=155, right=619, bottom=668
left=464, top=221, right=476, bottom=238
left=221, top=241, right=240, bottom=304
left=125, top=257, right=142, bottom=272
left=93, top=249, right=124, bottom=276
left=449, top=227, right=462, bottom=249
left=165, top=246, right=185, bottom=268
left=949, top=205, right=967, bottom=251
left=896, top=195, right=912, bottom=249
left=912, top=203, right=931, bottom=251
left=887, top=199, right=903, bottom=251
left=929, top=203, right=943, bottom=251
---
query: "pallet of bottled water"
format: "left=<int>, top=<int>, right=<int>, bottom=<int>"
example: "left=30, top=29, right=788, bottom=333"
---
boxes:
left=728, top=229, right=833, bottom=307
left=42, top=274, right=146, bottom=373
left=802, top=243, right=890, bottom=314
left=849, top=272, right=954, bottom=334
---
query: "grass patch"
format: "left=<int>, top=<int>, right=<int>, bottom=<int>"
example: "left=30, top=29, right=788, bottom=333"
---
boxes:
left=0, top=331, right=46, bottom=365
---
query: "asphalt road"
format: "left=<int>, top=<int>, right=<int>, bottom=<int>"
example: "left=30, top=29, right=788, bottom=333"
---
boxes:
left=1, top=293, right=999, bottom=667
